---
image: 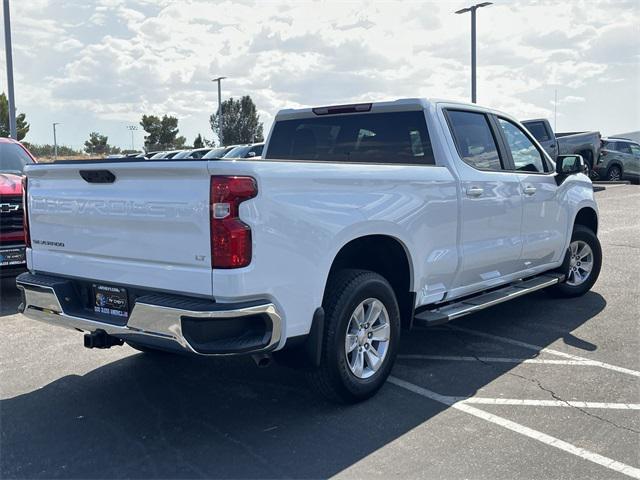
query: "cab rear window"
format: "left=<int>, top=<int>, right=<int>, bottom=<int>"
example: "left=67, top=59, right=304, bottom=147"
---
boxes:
left=265, top=111, right=435, bottom=165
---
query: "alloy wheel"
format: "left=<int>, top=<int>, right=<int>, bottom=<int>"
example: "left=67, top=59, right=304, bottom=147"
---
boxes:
left=344, top=298, right=391, bottom=379
left=608, top=167, right=621, bottom=181
left=566, top=240, right=594, bottom=286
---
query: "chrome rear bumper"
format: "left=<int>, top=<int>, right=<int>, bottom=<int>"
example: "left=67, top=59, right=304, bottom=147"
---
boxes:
left=16, top=272, right=282, bottom=356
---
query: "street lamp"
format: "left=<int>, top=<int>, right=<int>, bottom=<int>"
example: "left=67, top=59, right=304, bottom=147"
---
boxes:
left=455, top=2, right=492, bottom=103
left=126, top=125, right=137, bottom=151
left=212, top=76, right=226, bottom=146
left=3, top=0, right=17, bottom=139
left=52, top=123, right=61, bottom=160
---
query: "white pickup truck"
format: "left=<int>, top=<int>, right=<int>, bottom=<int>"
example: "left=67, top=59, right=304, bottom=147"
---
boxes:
left=17, top=98, right=601, bottom=403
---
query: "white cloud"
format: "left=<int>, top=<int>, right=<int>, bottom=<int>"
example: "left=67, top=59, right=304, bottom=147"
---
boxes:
left=3, top=0, right=639, bottom=149
left=561, top=95, right=586, bottom=104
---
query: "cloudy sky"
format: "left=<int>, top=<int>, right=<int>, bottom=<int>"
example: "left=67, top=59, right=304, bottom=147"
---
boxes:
left=1, top=0, right=639, bottom=150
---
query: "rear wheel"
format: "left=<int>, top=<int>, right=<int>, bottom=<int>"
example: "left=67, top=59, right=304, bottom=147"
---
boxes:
left=307, top=269, right=400, bottom=403
left=606, top=165, right=622, bottom=181
left=547, top=225, right=602, bottom=298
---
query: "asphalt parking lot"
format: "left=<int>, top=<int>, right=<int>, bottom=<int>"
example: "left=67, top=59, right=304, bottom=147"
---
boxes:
left=1, top=184, right=638, bottom=480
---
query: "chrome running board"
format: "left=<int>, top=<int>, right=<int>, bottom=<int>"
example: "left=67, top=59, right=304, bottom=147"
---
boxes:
left=414, top=273, right=564, bottom=327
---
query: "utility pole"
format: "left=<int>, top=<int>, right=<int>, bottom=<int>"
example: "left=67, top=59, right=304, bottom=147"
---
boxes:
left=3, top=0, right=17, bottom=139
left=52, top=123, right=60, bottom=160
left=212, top=76, right=226, bottom=146
left=554, top=89, right=558, bottom=132
left=127, top=125, right=137, bottom=151
left=455, top=2, right=492, bottom=104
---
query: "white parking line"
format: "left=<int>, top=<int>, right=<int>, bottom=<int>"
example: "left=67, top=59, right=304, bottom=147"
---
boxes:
left=447, top=325, right=640, bottom=378
left=388, top=376, right=640, bottom=479
left=398, top=354, right=599, bottom=366
left=459, top=398, right=640, bottom=410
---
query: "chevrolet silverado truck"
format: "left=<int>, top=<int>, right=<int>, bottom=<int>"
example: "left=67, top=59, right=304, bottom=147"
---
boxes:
left=17, top=99, right=601, bottom=403
left=522, top=118, right=601, bottom=176
left=1, top=138, right=35, bottom=276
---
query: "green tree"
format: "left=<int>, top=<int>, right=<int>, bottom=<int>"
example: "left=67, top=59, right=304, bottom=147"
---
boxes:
left=22, top=143, right=84, bottom=159
left=0, top=92, right=30, bottom=140
left=140, top=114, right=185, bottom=150
left=193, top=133, right=204, bottom=148
left=84, top=132, right=119, bottom=155
left=210, top=95, right=264, bottom=146
left=175, top=135, right=187, bottom=148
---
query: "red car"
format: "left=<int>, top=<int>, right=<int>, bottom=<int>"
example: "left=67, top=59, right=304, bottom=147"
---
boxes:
left=1, top=137, right=35, bottom=276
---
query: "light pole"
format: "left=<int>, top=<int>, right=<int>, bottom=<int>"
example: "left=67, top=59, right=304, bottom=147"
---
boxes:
left=455, top=2, right=492, bottom=103
left=52, top=123, right=60, bottom=160
left=212, top=76, right=226, bottom=146
left=3, top=0, right=17, bottom=139
left=127, top=125, right=137, bottom=151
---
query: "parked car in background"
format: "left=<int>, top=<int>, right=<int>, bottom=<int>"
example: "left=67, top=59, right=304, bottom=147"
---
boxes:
left=594, top=138, right=640, bottom=181
left=172, top=148, right=213, bottom=160
left=0, top=138, right=35, bottom=276
left=149, top=150, right=183, bottom=159
left=523, top=119, right=601, bottom=175
left=201, top=145, right=240, bottom=159
left=223, top=143, right=264, bottom=159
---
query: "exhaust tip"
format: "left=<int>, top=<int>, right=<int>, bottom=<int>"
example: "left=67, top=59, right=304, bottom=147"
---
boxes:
left=252, top=353, right=272, bottom=368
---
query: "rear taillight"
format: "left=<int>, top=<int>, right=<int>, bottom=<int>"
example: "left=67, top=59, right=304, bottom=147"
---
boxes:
left=22, top=176, right=31, bottom=248
left=210, top=176, right=257, bottom=268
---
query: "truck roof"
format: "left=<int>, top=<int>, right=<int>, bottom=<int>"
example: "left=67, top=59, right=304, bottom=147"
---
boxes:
left=275, top=98, right=509, bottom=121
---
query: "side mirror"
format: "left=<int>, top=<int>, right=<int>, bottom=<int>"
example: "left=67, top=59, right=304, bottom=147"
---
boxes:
left=555, top=154, right=586, bottom=185
left=246, top=151, right=256, bottom=158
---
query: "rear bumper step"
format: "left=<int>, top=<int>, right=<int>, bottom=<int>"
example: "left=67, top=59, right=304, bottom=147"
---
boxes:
left=414, top=273, right=564, bottom=327
left=16, top=272, right=282, bottom=356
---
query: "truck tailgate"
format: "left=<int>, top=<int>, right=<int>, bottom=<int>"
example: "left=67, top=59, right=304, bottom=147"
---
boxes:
left=25, top=161, right=213, bottom=296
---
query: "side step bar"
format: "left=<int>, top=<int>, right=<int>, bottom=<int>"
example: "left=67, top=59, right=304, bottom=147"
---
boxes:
left=414, top=273, right=564, bottom=327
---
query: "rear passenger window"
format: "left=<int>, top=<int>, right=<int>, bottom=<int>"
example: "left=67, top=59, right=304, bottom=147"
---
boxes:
left=447, top=110, right=502, bottom=170
left=525, top=122, right=550, bottom=142
left=265, top=111, right=435, bottom=165
left=498, top=118, right=547, bottom=173
left=617, top=142, right=633, bottom=154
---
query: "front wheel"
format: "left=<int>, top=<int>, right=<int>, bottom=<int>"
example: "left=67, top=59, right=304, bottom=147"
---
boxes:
left=547, top=225, right=602, bottom=298
left=606, top=165, right=622, bottom=181
left=307, top=269, right=400, bottom=404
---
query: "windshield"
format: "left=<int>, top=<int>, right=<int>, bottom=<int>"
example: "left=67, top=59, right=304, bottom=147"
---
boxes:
left=202, top=147, right=229, bottom=159
left=0, top=143, right=34, bottom=173
left=224, top=146, right=251, bottom=158
left=172, top=150, right=193, bottom=159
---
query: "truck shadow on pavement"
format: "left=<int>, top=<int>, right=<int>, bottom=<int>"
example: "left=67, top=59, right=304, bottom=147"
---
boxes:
left=0, top=277, right=22, bottom=316
left=0, top=290, right=606, bottom=479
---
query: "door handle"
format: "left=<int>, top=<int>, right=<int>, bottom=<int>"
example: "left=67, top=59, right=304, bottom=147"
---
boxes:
left=523, top=185, right=537, bottom=195
left=466, top=186, right=484, bottom=197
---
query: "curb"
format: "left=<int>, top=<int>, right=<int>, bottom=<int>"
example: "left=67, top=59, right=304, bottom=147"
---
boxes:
left=592, top=181, right=631, bottom=185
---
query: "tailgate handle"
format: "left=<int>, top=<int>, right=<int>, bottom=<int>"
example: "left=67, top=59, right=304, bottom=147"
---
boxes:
left=79, top=170, right=116, bottom=184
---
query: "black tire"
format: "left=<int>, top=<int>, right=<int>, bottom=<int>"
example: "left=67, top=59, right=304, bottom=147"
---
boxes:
left=606, top=165, right=622, bottom=181
left=547, top=225, right=602, bottom=298
left=580, top=151, right=595, bottom=179
left=307, top=269, right=401, bottom=404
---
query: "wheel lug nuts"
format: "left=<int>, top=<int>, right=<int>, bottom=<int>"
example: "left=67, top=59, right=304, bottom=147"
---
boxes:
left=365, top=343, right=369, bottom=349
left=367, top=332, right=372, bottom=338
